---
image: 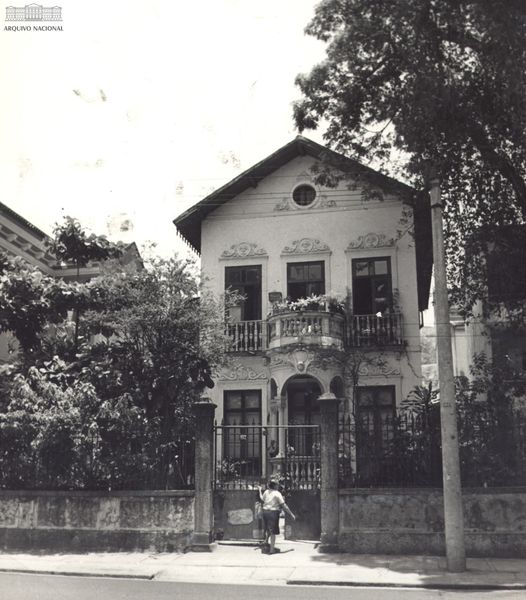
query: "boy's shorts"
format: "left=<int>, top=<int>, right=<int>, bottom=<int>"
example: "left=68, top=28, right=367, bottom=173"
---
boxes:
left=262, top=510, right=280, bottom=534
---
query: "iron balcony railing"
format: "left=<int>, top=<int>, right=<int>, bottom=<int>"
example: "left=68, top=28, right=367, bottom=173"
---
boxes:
left=348, top=312, right=403, bottom=347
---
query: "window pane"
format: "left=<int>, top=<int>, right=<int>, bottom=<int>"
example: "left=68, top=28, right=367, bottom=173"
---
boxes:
left=224, top=413, right=240, bottom=426
left=354, top=261, right=370, bottom=277
left=289, top=264, right=305, bottom=281
left=377, top=388, right=395, bottom=406
left=288, top=282, right=305, bottom=301
left=245, top=268, right=261, bottom=283
left=225, top=268, right=241, bottom=284
left=374, top=260, right=389, bottom=275
left=225, top=391, right=242, bottom=411
left=244, top=391, right=260, bottom=410
left=357, top=389, right=374, bottom=407
left=308, top=263, right=322, bottom=281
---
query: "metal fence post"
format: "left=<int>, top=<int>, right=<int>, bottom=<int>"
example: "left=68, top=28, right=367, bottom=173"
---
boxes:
left=191, top=398, right=217, bottom=551
left=318, top=392, right=339, bottom=552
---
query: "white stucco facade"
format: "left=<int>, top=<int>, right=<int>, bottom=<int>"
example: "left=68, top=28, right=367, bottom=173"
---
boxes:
left=175, top=140, right=432, bottom=431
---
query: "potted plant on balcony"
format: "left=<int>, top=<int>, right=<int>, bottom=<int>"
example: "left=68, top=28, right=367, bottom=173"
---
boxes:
left=271, top=294, right=326, bottom=315
left=326, top=296, right=346, bottom=315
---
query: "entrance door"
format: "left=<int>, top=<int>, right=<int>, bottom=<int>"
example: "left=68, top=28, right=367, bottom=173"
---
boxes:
left=284, top=377, right=322, bottom=541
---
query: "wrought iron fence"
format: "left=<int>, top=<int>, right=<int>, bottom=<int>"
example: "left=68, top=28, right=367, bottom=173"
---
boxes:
left=214, top=423, right=320, bottom=490
left=338, top=409, right=526, bottom=488
left=0, top=430, right=195, bottom=492
left=338, top=411, right=442, bottom=488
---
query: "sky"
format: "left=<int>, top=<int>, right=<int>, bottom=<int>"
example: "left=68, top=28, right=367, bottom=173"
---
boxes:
left=0, top=0, right=327, bottom=258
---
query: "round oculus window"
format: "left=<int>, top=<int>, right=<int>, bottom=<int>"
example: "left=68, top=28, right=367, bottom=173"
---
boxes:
left=292, top=184, right=317, bottom=207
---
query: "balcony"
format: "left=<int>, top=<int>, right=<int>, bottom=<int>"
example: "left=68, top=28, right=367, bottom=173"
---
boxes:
left=267, top=310, right=345, bottom=350
left=224, top=312, right=404, bottom=353
left=348, top=313, right=403, bottom=347
left=225, top=320, right=266, bottom=352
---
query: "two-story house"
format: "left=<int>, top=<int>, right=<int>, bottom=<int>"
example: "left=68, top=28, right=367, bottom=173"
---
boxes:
left=174, top=136, right=432, bottom=482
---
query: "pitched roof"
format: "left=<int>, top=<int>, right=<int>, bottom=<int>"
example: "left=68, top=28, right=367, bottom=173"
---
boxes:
left=173, top=135, right=432, bottom=311
left=0, top=201, right=50, bottom=242
left=174, top=135, right=415, bottom=254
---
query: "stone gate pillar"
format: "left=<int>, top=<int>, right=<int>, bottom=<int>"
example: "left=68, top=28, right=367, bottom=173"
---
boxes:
left=318, top=392, right=339, bottom=552
left=192, top=398, right=217, bottom=551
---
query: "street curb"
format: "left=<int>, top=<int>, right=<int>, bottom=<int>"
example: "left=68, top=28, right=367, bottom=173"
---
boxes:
left=0, top=567, right=155, bottom=580
left=287, top=579, right=526, bottom=590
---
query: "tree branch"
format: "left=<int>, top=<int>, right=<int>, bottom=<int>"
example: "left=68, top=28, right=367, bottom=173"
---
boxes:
left=468, top=124, right=526, bottom=218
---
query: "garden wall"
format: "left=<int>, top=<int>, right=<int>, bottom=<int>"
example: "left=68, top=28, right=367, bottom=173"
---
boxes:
left=0, top=490, right=194, bottom=553
left=338, top=487, right=526, bottom=558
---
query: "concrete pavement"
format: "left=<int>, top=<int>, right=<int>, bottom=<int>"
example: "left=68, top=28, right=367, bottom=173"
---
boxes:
left=1, top=537, right=526, bottom=589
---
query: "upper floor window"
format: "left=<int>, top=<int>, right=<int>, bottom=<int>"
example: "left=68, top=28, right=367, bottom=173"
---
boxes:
left=287, top=261, right=325, bottom=300
left=225, top=265, right=262, bottom=320
left=352, top=257, right=392, bottom=315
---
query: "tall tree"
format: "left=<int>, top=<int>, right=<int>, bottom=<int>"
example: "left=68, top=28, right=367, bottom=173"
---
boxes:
left=47, top=216, right=125, bottom=351
left=76, top=257, right=235, bottom=449
left=294, top=0, right=526, bottom=315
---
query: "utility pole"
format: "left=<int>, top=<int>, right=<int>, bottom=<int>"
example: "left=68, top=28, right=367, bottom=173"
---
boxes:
left=429, top=176, right=466, bottom=572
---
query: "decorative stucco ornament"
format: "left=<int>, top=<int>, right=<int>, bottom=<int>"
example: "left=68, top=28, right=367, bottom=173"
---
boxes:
left=358, top=361, right=401, bottom=377
left=319, top=195, right=337, bottom=208
left=221, top=242, right=268, bottom=259
left=218, top=363, right=268, bottom=381
left=275, top=198, right=291, bottom=211
left=346, top=233, right=395, bottom=250
left=282, top=238, right=330, bottom=255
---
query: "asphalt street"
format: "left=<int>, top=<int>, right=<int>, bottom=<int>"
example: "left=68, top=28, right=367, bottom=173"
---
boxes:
left=1, top=574, right=526, bottom=600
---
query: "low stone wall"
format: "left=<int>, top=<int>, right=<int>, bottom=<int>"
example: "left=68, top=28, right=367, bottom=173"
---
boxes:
left=0, top=490, right=194, bottom=553
left=339, top=487, right=526, bottom=558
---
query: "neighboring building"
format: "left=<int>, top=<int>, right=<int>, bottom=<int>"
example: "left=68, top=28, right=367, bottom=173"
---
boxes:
left=421, top=307, right=470, bottom=385
left=455, top=225, right=526, bottom=381
left=174, top=136, right=432, bottom=478
left=0, top=201, right=142, bottom=361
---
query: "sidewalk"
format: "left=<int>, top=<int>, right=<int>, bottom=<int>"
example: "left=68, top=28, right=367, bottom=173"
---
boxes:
left=1, top=539, right=526, bottom=589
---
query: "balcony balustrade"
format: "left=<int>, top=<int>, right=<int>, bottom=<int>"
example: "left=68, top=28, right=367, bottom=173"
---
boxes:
left=267, top=310, right=345, bottom=350
left=225, top=320, right=265, bottom=353
left=224, top=312, right=404, bottom=352
left=349, top=313, right=403, bottom=347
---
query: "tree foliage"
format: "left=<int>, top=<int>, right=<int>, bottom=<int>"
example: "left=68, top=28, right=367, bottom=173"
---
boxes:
left=48, top=216, right=125, bottom=273
left=294, top=0, right=526, bottom=314
left=0, top=254, right=79, bottom=355
left=76, top=257, right=231, bottom=436
left=0, top=219, right=235, bottom=490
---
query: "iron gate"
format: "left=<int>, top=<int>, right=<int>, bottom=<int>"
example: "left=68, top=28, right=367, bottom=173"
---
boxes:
left=213, top=424, right=321, bottom=541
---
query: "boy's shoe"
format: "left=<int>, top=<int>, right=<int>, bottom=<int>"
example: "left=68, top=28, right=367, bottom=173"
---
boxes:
left=269, top=548, right=281, bottom=554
